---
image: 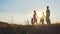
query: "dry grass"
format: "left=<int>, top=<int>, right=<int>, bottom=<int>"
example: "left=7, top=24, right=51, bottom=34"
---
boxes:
left=0, top=22, right=60, bottom=34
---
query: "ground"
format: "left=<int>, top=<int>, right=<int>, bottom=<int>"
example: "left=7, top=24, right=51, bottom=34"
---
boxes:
left=0, top=22, right=60, bottom=34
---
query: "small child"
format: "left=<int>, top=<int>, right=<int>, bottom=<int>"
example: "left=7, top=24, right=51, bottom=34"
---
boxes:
left=40, top=12, right=45, bottom=24
left=31, top=18, right=34, bottom=25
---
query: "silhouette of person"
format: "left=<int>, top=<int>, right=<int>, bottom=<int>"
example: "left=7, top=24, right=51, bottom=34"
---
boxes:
left=40, top=12, right=45, bottom=24
left=31, top=18, right=34, bottom=25
left=46, top=6, right=51, bottom=24
left=33, top=10, right=38, bottom=25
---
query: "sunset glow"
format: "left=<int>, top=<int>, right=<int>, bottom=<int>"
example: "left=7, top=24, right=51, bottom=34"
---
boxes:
left=0, top=0, right=60, bottom=25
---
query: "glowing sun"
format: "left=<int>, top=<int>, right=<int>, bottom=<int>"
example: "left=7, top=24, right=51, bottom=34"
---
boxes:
left=37, top=12, right=42, bottom=18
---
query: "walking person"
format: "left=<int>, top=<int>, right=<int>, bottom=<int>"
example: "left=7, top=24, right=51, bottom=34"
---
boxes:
left=33, top=10, right=38, bottom=25
left=46, top=6, right=51, bottom=24
left=40, top=12, right=45, bottom=25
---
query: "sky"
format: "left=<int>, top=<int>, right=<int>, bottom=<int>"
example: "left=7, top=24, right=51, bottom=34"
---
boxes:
left=0, top=0, right=60, bottom=25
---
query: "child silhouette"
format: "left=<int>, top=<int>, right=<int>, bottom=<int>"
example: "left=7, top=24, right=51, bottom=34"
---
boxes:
left=40, top=12, right=45, bottom=24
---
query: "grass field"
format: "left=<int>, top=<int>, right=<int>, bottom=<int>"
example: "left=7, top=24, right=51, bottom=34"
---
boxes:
left=0, top=22, right=60, bottom=34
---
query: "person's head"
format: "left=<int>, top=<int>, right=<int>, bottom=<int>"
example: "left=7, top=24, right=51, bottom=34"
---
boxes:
left=34, top=10, right=36, bottom=14
left=42, top=12, right=44, bottom=14
left=47, top=6, right=49, bottom=9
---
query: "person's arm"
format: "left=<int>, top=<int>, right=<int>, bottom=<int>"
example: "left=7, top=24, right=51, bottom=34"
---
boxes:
left=36, top=15, right=40, bottom=19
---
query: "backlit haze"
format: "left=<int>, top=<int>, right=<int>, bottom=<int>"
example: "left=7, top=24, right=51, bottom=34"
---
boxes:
left=0, top=0, right=60, bottom=25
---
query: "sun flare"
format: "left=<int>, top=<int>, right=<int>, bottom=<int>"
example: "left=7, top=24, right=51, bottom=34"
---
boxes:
left=37, top=12, right=42, bottom=18
left=37, top=11, right=46, bottom=24
left=37, top=11, right=46, bottom=18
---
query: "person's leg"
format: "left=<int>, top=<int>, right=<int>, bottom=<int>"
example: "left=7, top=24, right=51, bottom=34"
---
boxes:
left=46, top=18, right=48, bottom=24
left=48, top=18, right=51, bottom=24
left=34, top=20, right=38, bottom=25
left=33, top=20, right=35, bottom=25
left=39, top=21, right=41, bottom=25
left=32, top=22, right=34, bottom=25
left=42, top=22, right=43, bottom=24
left=36, top=21, right=38, bottom=25
left=40, top=19, right=43, bottom=25
left=46, top=18, right=51, bottom=24
left=42, top=21, right=44, bottom=25
left=42, top=19, right=44, bottom=24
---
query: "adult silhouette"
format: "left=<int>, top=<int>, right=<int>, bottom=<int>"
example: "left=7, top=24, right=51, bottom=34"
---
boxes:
left=46, top=6, right=51, bottom=24
left=33, top=10, right=38, bottom=25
